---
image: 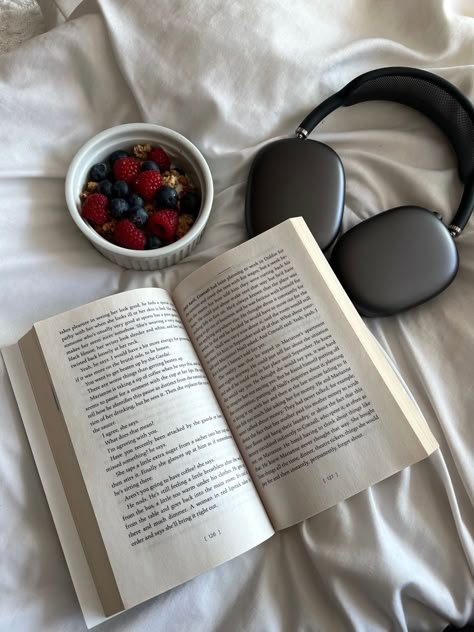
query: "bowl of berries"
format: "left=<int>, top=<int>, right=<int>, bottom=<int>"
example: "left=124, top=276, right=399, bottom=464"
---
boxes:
left=65, top=123, right=213, bottom=270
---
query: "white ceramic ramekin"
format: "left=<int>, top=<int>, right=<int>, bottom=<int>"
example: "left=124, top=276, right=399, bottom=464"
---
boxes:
left=65, top=123, right=213, bottom=270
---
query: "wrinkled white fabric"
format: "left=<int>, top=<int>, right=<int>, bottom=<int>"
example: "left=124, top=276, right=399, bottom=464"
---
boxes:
left=1, top=1, right=474, bottom=630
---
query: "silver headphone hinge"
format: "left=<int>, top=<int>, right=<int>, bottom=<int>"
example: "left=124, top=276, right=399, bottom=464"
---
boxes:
left=295, top=127, right=308, bottom=139
left=448, top=224, right=461, bottom=238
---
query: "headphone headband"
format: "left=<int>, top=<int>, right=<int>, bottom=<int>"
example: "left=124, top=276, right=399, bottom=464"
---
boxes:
left=296, top=67, right=474, bottom=232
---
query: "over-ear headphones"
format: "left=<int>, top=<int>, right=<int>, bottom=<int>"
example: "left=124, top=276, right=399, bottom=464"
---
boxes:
left=246, top=67, right=474, bottom=317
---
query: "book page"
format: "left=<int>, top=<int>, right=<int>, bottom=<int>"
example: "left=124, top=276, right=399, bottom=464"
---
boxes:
left=173, top=218, right=438, bottom=531
left=30, top=288, right=273, bottom=611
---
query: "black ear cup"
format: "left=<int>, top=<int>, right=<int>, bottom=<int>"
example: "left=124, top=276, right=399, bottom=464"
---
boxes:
left=246, top=138, right=345, bottom=251
left=330, top=207, right=459, bottom=316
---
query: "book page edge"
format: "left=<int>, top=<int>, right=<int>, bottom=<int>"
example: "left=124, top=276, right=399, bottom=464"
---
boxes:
left=2, top=344, right=108, bottom=629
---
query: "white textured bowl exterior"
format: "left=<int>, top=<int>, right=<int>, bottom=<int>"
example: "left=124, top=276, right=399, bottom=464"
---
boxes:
left=93, top=232, right=204, bottom=270
left=65, top=124, right=213, bottom=270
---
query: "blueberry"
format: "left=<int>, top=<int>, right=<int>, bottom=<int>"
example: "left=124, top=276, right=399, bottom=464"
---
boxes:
left=180, top=191, right=201, bottom=216
left=141, top=160, right=159, bottom=172
left=146, top=235, right=163, bottom=249
left=127, top=193, right=144, bottom=207
left=110, top=198, right=130, bottom=219
left=155, top=186, right=178, bottom=209
left=89, top=162, right=109, bottom=181
left=128, top=206, right=149, bottom=227
left=112, top=180, right=129, bottom=198
left=108, top=150, right=129, bottom=164
left=97, top=179, right=113, bottom=197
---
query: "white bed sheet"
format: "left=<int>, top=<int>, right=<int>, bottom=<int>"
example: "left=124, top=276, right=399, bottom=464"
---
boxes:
left=0, top=1, right=473, bottom=630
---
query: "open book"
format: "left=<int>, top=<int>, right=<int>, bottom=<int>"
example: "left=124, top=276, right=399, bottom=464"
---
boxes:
left=3, top=218, right=438, bottom=627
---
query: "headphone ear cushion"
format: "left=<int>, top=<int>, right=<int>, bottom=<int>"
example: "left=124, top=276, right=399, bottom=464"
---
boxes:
left=246, top=138, right=345, bottom=251
left=330, top=206, right=459, bottom=317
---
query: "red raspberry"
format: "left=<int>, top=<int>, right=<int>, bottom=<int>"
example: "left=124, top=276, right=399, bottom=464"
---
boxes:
left=148, top=147, right=171, bottom=172
left=134, top=170, right=162, bottom=201
left=81, top=194, right=110, bottom=224
left=113, top=219, right=146, bottom=250
left=147, top=209, right=178, bottom=243
left=113, top=157, right=140, bottom=184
